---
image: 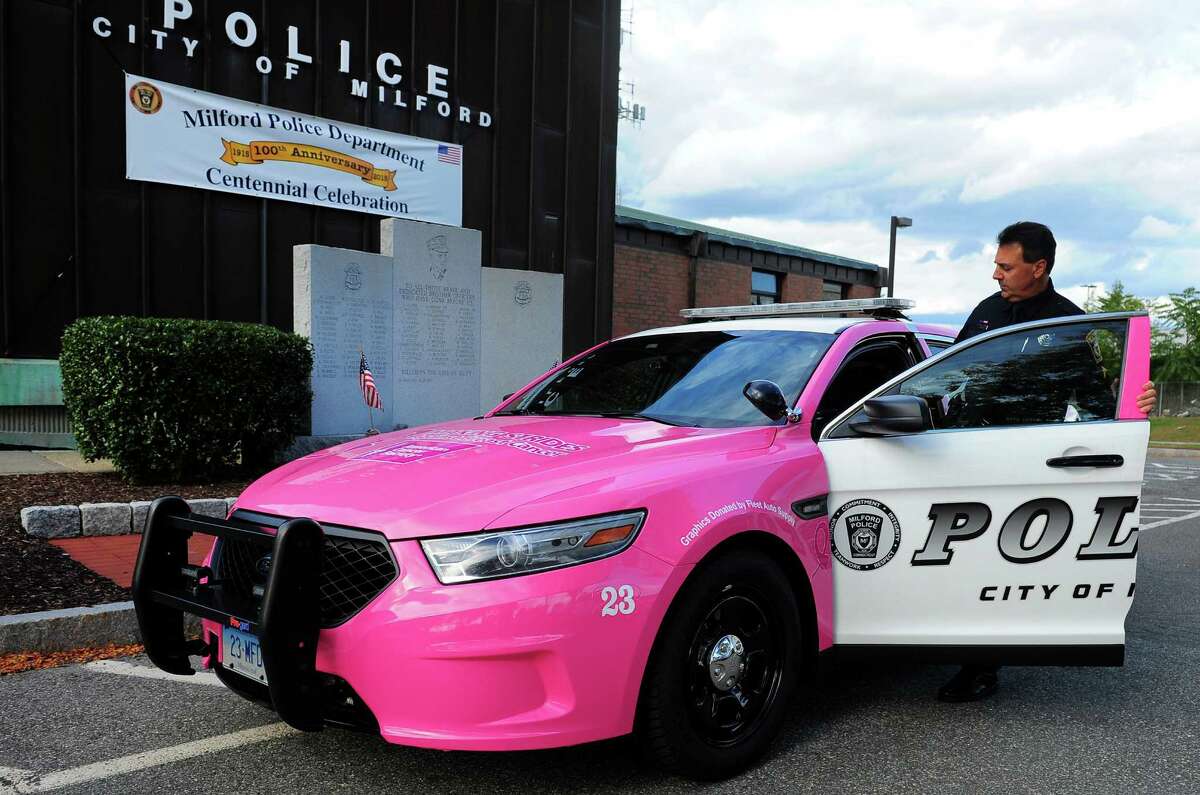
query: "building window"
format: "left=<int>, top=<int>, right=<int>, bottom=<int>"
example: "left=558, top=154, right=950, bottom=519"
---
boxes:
left=752, top=270, right=781, bottom=304
left=823, top=280, right=848, bottom=301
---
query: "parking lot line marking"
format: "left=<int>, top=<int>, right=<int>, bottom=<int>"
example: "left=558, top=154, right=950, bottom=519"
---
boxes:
left=82, top=660, right=223, bottom=687
left=0, top=770, right=32, bottom=786
left=1143, top=510, right=1200, bottom=530
left=0, top=723, right=294, bottom=794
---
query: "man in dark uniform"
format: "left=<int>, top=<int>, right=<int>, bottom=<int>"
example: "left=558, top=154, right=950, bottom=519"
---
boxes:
left=955, top=223, right=1087, bottom=343
left=937, top=221, right=1157, bottom=702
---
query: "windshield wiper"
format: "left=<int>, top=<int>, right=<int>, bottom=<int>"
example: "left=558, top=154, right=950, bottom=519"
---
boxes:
left=493, top=409, right=692, bottom=426
left=592, top=412, right=693, bottom=427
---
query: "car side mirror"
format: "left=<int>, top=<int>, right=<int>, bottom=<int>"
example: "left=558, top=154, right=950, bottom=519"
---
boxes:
left=743, top=380, right=802, bottom=423
left=849, top=395, right=932, bottom=436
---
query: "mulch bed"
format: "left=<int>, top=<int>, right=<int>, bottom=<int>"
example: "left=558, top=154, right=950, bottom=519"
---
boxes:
left=0, top=472, right=249, bottom=616
left=0, top=642, right=145, bottom=676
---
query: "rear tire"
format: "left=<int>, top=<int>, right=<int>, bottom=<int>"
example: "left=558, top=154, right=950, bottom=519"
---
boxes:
left=636, top=549, right=804, bottom=780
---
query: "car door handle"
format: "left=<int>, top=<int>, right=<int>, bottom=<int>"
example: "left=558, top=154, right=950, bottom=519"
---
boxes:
left=1046, top=454, right=1124, bottom=468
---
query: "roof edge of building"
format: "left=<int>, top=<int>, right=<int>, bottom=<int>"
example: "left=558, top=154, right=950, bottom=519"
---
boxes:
left=615, top=205, right=880, bottom=273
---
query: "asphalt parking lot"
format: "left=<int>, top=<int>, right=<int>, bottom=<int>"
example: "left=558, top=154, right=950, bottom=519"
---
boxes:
left=2, top=455, right=1198, bottom=794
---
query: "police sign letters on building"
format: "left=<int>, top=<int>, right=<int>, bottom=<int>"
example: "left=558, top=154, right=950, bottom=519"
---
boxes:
left=125, top=73, right=462, bottom=225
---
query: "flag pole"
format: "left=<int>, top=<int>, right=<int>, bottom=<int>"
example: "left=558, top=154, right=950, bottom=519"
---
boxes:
left=361, top=346, right=380, bottom=436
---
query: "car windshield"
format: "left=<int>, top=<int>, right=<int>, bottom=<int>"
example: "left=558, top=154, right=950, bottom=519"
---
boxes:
left=497, top=330, right=833, bottom=427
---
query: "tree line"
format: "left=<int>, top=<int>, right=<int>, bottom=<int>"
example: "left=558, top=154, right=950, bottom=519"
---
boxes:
left=1085, top=284, right=1199, bottom=382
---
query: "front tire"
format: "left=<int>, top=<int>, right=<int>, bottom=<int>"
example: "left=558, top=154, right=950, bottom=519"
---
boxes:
left=636, top=549, right=804, bottom=780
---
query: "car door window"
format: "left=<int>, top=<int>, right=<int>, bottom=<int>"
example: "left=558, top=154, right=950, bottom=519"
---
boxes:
left=830, top=319, right=1126, bottom=436
left=811, top=340, right=915, bottom=439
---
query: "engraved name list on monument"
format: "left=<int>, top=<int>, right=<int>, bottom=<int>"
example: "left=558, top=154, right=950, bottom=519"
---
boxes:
left=294, top=246, right=395, bottom=436
left=385, top=218, right=482, bottom=427
left=395, top=283, right=479, bottom=383
left=311, top=288, right=390, bottom=382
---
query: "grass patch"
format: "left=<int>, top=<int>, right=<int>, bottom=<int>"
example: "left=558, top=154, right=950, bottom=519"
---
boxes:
left=1150, top=416, right=1200, bottom=445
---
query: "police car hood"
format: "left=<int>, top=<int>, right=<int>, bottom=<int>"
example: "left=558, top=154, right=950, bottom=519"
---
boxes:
left=235, top=415, right=776, bottom=540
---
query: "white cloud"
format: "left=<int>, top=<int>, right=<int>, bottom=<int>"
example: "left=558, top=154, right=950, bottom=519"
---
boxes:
left=1132, top=215, right=1184, bottom=240
left=618, top=0, right=1200, bottom=299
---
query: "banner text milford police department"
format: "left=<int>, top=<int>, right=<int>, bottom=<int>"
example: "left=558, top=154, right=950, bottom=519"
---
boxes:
left=91, top=1, right=492, bottom=128
left=184, top=110, right=427, bottom=173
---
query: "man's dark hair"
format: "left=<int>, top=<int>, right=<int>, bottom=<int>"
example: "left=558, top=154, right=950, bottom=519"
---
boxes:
left=997, top=221, right=1056, bottom=272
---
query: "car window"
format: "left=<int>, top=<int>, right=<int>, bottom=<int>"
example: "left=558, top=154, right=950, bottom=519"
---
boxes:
left=498, top=330, right=834, bottom=428
left=924, top=338, right=953, bottom=352
left=811, top=340, right=914, bottom=440
left=828, top=319, right=1126, bottom=436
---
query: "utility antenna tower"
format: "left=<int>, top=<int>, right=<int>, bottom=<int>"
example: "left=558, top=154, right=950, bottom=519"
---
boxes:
left=618, top=1, right=647, bottom=128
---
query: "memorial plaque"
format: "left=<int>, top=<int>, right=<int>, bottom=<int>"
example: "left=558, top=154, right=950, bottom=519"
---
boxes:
left=480, top=269, right=563, bottom=412
left=294, top=245, right=394, bottom=435
left=382, top=218, right=482, bottom=428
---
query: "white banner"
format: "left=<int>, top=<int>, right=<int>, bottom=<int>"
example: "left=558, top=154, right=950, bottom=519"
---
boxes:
left=124, top=73, right=462, bottom=224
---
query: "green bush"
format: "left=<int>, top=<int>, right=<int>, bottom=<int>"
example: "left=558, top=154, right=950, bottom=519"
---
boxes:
left=60, top=316, right=313, bottom=483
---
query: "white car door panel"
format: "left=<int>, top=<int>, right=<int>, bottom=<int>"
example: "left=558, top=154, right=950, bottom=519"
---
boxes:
left=818, top=312, right=1149, bottom=662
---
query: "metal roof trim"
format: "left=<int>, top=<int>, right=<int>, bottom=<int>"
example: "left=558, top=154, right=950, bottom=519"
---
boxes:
left=615, top=205, right=881, bottom=273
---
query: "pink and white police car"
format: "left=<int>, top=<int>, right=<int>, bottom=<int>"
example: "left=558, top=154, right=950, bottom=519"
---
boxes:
left=133, top=298, right=1151, bottom=780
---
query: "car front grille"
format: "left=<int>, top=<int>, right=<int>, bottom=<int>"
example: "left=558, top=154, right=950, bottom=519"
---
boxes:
left=217, top=510, right=399, bottom=627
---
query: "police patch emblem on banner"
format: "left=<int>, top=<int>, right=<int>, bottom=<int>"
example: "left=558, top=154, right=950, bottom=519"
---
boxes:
left=831, top=498, right=901, bottom=571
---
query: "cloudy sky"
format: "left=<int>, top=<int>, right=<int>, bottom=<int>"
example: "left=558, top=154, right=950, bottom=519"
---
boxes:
left=615, top=0, right=1200, bottom=325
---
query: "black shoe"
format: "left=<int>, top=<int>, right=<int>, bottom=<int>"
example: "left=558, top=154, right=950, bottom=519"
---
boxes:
left=937, top=666, right=998, bottom=703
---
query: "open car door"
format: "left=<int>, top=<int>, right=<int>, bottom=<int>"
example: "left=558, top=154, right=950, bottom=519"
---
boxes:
left=817, top=312, right=1151, bottom=665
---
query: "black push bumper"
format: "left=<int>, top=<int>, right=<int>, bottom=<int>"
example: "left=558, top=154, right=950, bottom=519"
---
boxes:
left=132, top=496, right=326, bottom=731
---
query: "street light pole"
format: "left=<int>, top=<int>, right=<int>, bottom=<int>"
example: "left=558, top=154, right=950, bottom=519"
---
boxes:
left=887, top=215, right=912, bottom=298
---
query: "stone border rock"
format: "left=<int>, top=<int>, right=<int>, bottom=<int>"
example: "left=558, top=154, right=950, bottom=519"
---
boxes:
left=21, top=497, right=238, bottom=539
left=0, top=602, right=140, bottom=654
left=0, top=601, right=200, bottom=654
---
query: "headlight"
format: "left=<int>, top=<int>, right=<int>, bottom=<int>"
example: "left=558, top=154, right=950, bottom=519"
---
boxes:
left=419, top=511, right=646, bottom=584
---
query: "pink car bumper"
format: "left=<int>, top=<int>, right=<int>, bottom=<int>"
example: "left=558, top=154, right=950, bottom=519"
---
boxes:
left=204, top=537, right=682, bottom=751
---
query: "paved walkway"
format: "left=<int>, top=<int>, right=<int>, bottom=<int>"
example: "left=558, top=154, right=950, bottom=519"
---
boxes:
left=0, top=450, right=114, bottom=475
left=52, top=535, right=213, bottom=589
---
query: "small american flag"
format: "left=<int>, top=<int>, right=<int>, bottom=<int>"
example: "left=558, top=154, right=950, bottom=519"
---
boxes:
left=437, top=144, right=461, bottom=165
left=359, top=352, right=383, bottom=410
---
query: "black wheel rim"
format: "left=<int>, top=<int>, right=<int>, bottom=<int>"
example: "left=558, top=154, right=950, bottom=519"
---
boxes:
left=684, top=586, right=784, bottom=747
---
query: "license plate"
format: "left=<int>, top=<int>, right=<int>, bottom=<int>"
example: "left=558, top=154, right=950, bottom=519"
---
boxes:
left=221, top=626, right=267, bottom=685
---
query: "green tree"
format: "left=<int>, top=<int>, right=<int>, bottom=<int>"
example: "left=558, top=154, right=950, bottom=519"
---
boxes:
left=1086, top=281, right=1155, bottom=379
left=1085, top=280, right=1151, bottom=313
left=1152, top=287, right=1200, bottom=382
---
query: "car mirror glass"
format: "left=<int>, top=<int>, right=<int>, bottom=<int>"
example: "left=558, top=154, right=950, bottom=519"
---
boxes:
left=849, top=395, right=931, bottom=437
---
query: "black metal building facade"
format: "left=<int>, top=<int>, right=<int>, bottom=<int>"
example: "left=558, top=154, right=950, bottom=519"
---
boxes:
left=0, top=0, right=619, bottom=359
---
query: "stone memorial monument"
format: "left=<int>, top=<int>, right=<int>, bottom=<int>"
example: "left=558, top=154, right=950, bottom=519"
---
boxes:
left=293, top=246, right=395, bottom=436
left=381, top=217, right=483, bottom=429
left=481, top=269, right=563, bottom=412
left=294, top=217, right=562, bottom=440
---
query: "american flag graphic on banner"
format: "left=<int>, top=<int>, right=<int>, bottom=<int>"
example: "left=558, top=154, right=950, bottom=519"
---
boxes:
left=437, top=144, right=461, bottom=165
left=359, top=352, right=383, bottom=410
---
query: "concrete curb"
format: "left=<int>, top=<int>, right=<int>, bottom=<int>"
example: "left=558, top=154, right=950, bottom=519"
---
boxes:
left=0, top=601, right=200, bottom=654
left=0, top=602, right=140, bottom=654
left=21, top=496, right=238, bottom=538
left=1148, top=446, right=1200, bottom=459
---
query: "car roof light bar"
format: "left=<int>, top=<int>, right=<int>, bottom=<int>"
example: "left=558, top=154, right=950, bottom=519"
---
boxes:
left=679, top=298, right=916, bottom=320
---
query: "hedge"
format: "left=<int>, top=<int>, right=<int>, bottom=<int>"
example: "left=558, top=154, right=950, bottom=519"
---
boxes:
left=60, top=316, right=313, bottom=483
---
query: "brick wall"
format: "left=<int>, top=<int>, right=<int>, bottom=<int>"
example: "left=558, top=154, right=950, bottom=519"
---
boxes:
left=781, top=273, right=823, bottom=303
left=612, top=244, right=690, bottom=337
left=695, top=260, right=749, bottom=309
left=847, top=284, right=880, bottom=300
left=613, top=241, right=881, bottom=337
